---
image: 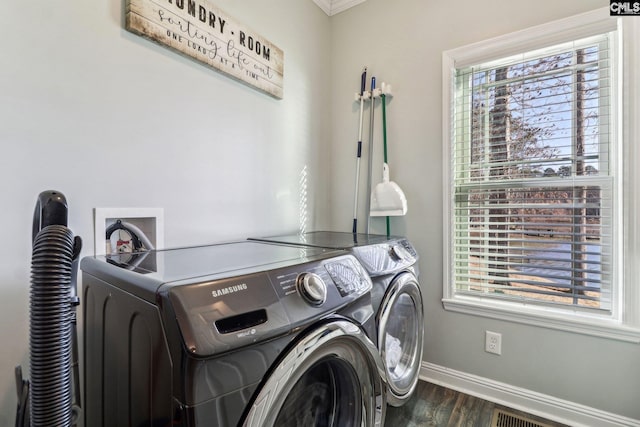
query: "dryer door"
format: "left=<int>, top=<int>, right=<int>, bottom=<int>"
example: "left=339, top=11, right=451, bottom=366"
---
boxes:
left=377, top=272, right=424, bottom=406
left=241, top=319, right=386, bottom=427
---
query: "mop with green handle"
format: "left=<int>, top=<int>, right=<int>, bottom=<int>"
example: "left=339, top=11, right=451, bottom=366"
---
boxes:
left=370, top=82, right=407, bottom=236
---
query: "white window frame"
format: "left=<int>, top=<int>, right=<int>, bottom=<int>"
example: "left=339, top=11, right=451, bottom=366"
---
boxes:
left=442, top=8, right=640, bottom=343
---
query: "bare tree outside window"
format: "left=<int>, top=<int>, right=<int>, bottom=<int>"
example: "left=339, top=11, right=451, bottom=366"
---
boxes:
left=456, top=39, right=610, bottom=308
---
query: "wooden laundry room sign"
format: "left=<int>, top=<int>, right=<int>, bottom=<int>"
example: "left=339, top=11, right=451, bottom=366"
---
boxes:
left=126, top=0, right=284, bottom=98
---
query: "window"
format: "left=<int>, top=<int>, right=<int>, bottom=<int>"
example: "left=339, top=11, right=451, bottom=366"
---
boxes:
left=442, top=9, right=640, bottom=341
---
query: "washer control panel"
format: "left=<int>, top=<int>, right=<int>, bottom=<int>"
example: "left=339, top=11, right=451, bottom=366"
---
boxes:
left=270, top=254, right=372, bottom=322
left=167, top=254, right=372, bottom=356
left=297, top=272, right=327, bottom=305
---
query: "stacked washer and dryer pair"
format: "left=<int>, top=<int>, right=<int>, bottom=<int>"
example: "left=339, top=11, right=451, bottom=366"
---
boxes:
left=81, top=231, right=423, bottom=426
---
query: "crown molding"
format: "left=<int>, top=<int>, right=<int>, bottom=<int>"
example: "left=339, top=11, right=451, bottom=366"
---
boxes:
left=312, top=0, right=367, bottom=16
left=312, top=0, right=332, bottom=16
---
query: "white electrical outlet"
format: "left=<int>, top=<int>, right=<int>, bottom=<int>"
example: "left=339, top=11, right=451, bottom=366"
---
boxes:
left=485, top=331, right=502, bottom=355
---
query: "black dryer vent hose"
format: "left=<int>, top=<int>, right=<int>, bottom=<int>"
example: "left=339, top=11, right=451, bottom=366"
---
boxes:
left=29, top=224, right=75, bottom=427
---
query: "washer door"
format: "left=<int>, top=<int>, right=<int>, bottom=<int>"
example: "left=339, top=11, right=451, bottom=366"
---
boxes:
left=241, top=319, right=386, bottom=427
left=377, top=272, right=424, bottom=406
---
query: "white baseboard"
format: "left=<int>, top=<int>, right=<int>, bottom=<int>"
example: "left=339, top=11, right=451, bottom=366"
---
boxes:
left=420, top=362, right=639, bottom=427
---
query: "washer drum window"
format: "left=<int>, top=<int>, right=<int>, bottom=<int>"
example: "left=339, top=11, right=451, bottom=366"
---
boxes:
left=241, top=319, right=386, bottom=427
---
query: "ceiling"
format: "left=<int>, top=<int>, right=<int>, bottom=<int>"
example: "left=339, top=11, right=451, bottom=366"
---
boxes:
left=312, top=0, right=366, bottom=16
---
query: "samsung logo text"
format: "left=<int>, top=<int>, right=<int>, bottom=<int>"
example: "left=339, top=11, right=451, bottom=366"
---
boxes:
left=211, top=283, right=248, bottom=298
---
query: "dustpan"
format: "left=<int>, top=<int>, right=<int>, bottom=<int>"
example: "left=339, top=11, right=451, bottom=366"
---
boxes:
left=370, top=163, right=407, bottom=216
left=370, top=90, right=407, bottom=217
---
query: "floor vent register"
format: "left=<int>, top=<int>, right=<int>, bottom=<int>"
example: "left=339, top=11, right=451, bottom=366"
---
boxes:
left=491, top=408, right=554, bottom=427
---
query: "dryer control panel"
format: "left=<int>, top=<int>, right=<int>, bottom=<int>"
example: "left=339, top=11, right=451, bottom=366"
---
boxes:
left=353, top=239, right=418, bottom=277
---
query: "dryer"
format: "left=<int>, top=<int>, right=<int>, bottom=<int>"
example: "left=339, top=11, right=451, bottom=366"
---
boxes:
left=81, top=240, right=386, bottom=426
left=249, top=231, right=424, bottom=407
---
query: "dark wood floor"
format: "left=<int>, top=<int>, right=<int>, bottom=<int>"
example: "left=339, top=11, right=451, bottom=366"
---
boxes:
left=384, top=381, right=569, bottom=427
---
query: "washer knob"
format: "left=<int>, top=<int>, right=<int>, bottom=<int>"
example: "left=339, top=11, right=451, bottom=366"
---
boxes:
left=390, top=244, right=411, bottom=262
left=297, top=272, right=327, bottom=306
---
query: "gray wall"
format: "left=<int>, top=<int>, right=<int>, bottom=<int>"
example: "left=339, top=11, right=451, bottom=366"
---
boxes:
left=329, top=0, right=640, bottom=421
left=0, top=0, right=331, bottom=421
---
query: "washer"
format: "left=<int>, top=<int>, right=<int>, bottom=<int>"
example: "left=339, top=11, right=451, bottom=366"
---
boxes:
left=250, top=231, right=424, bottom=406
left=81, top=240, right=386, bottom=426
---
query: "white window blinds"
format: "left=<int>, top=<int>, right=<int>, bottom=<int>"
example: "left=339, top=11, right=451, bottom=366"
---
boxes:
left=451, top=33, right=615, bottom=311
